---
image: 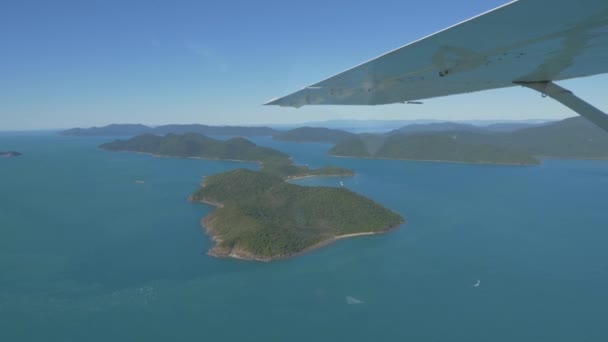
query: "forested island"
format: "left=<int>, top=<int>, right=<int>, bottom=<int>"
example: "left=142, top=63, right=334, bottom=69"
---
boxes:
left=0, top=151, right=22, bottom=157
left=100, top=133, right=288, bottom=162
left=99, top=133, right=352, bottom=179
left=329, top=117, right=608, bottom=164
left=190, top=169, right=403, bottom=260
left=330, top=133, right=541, bottom=165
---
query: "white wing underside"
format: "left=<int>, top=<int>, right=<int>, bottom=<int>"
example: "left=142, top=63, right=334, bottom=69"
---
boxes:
left=266, top=0, right=608, bottom=108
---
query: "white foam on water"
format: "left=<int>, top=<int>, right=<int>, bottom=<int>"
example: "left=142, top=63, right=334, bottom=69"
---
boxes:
left=346, top=296, right=364, bottom=305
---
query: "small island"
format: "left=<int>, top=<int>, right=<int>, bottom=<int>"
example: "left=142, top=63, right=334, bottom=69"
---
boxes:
left=0, top=151, right=22, bottom=157
left=190, top=169, right=403, bottom=261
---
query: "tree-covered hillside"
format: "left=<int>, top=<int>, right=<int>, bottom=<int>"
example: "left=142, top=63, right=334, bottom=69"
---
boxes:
left=191, top=169, right=403, bottom=259
left=100, top=133, right=289, bottom=162
left=331, top=132, right=540, bottom=165
left=500, top=116, right=608, bottom=158
left=100, top=133, right=353, bottom=179
left=330, top=116, right=608, bottom=163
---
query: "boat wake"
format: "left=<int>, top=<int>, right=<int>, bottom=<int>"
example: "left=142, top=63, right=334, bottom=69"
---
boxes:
left=346, top=296, right=364, bottom=304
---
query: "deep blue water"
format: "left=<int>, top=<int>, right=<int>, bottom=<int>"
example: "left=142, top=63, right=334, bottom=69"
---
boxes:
left=1, top=133, right=608, bottom=341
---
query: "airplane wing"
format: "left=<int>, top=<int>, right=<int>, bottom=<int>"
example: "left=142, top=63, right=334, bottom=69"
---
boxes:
left=265, top=0, right=608, bottom=130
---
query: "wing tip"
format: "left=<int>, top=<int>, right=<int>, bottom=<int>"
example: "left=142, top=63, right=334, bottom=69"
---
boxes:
left=263, top=97, right=280, bottom=106
left=263, top=97, right=303, bottom=108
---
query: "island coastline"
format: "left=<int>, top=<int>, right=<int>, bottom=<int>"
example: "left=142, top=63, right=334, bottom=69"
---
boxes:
left=329, top=153, right=539, bottom=166
left=284, top=173, right=352, bottom=181
left=99, top=148, right=263, bottom=165
left=198, top=205, right=400, bottom=262
left=190, top=175, right=402, bottom=262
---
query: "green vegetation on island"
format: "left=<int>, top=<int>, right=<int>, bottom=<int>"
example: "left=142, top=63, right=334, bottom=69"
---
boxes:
left=99, top=133, right=353, bottom=179
left=330, top=132, right=540, bottom=165
left=329, top=117, right=608, bottom=164
left=497, top=116, right=608, bottom=158
left=190, top=169, right=403, bottom=260
left=260, top=161, right=353, bottom=179
left=273, top=127, right=356, bottom=143
left=100, top=133, right=289, bottom=162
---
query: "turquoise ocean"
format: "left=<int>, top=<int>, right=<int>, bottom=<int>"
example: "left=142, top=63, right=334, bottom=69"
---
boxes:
left=1, top=132, right=608, bottom=341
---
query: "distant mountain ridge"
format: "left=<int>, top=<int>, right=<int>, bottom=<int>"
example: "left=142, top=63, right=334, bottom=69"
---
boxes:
left=389, top=121, right=551, bottom=135
left=60, top=119, right=554, bottom=136
left=484, top=122, right=545, bottom=132
left=273, top=127, right=356, bottom=143
left=63, top=124, right=358, bottom=144
left=389, top=122, right=485, bottom=135
left=277, top=119, right=555, bottom=133
left=62, top=124, right=278, bottom=137
left=62, top=124, right=150, bottom=136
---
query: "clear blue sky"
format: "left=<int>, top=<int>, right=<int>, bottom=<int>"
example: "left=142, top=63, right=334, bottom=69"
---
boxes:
left=1, top=0, right=606, bottom=130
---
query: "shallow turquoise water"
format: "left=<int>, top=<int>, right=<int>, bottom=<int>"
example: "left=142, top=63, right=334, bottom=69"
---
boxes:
left=1, top=133, right=608, bottom=341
